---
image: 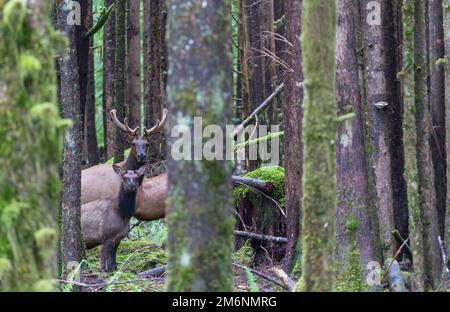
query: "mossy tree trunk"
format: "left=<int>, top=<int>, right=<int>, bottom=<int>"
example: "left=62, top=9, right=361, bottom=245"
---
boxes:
left=403, top=0, right=442, bottom=290
left=103, top=0, right=117, bottom=160
left=335, top=0, right=381, bottom=291
left=296, top=0, right=336, bottom=292
left=114, top=0, right=126, bottom=163
left=126, top=0, right=141, bottom=130
left=413, top=0, right=442, bottom=290
left=55, top=0, right=85, bottom=287
left=282, top=0, right=303, bottom=273
left=0, top=0, right=65, bottom=291
left=428, top=0, right=446, bottom=239
left=166, top=0, right=234, bottom=291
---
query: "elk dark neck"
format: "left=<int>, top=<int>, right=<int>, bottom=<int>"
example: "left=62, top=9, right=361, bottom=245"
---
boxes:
left=117, top=187, right=137, bottom=220
left=123, top=153, right=140, bottom=170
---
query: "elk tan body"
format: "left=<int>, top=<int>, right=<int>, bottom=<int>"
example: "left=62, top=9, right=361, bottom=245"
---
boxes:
left=81, top=162, right=167, bottom=221
left=81, top=161, right=123, bottom=205
left=81, top=165, right=147, bottom=272
left=135, top=173, right=167, bottom=221
left=81, top=197, right=129, bottom=249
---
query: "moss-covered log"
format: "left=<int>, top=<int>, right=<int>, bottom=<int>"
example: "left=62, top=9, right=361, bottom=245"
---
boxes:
left=0, top=0, right=66, bottom=291
left=166, top=0, right=234, bottom=291
left=296, top=0, right=336, bottom=292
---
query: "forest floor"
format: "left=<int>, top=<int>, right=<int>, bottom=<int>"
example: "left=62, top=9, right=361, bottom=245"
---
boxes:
left=74, top=220, right=287, bottom=292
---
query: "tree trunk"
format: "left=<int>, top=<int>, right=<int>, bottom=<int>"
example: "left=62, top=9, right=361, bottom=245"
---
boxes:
left=83, top=0, right=99, bottom=167
left=281, top=0, right=303, bottom=273
left=55, top=0, right=84, bottom=288
left=145, top=0, right=166, bottom=161
left=361, top=0, right=397, bottom=258
left=103, top=0, right=117, bottom=160
left=444, top=0, right=450, bottom=272
left=413, top=0, right=442, bottom=290
left=127, top=0, right=141, bottom=129
left=240, top=0, right=266, bottom=171
left=76, top=0, right=89, bottom=142
left=0, top=0, right=63, bottom=291
left=296, top=0, right=336, bottom=292
left=428, top=0, right=446, bottom=238
left=166, top=0, right=234, bottom=292
left=335, top=0, right=381, bottom=291
left=114, top=0, right=127, bottom=163
left=403, top=0, right=442, bottom=290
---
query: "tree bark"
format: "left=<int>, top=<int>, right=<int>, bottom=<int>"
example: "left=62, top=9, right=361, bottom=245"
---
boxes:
left=361, top=0, right=397, bottom=258
left=444, top=0, right=450, bottom=273
left=296, top=0, right=336, bottom=292
left=428, top=0, right=446, bottom=238
left=145, top=0, right=166, bottom=161
left=335, top=0, right=381, bottom=291
left=413, top=0, right=442, bottom=290
left=103, top=0, right=117, bottom=160
left=127, top=0, right=141, bottom=129
left=166, top=0, right=234, bottom=292
left=114, top=0, right=127, bottom=163
left=55, top=0, right=84, bottom=288
left=83, top=0, right=99, bottom=167
left=403, top=0, right=442, bottom=290
left=281, top=0, right=303, bottom=273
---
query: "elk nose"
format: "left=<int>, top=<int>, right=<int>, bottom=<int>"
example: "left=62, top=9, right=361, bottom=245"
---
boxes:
left=128, top=182, right=136, bottom=189
left=137, top=153, right=146, bottom=161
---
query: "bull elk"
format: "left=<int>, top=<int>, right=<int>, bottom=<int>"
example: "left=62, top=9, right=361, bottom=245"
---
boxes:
left=81, top=164, right=147, bottom=272
left=81, top=109, right=168, bottom=205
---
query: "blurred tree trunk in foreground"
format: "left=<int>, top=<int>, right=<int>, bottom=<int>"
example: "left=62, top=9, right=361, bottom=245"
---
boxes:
left=296, top=0, right=336, bottom=292
left=166, top=0, right=234, bottom=291
left=0, top=0, right=65, bottom=291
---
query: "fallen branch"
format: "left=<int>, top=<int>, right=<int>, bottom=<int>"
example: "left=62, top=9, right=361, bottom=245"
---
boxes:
left=58, top=278, right=155, bottom=289
left=234, top=230, right=287, bottom=244
left=139, top=266, right=167, bottom=278
left=438, top=236, right=450, bottom=281
left=231, top=176, right=274, bottom=192
left=385, top=260, right=406, bottom=292
left=270, top=267, right=296, bottom=291
left=382, top=237, right=410, bottom=283
left=233, top=263, right=288, bottom=290
left=391, top=230, right=413, bottom=256
left=233, top=83, right=285, bottom=138
left=84, top=3, right=116, bottom=38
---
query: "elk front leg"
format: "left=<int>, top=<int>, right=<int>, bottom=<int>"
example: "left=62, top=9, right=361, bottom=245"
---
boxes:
left=100, top=240, right=118, bottom=272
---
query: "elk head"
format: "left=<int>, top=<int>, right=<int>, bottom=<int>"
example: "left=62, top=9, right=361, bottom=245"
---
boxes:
left=110, top=109, right=168, bottom=164
left=113, top=164, right=147, bottom=193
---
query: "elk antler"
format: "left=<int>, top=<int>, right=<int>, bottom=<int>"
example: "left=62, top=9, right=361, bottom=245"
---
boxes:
left=144, top=108, right=168, bottom=137
left=110, top=109, right=140, bottom=137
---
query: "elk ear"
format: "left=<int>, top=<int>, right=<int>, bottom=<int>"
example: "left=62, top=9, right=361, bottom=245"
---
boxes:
left=113, top=164, right=123, bottom=175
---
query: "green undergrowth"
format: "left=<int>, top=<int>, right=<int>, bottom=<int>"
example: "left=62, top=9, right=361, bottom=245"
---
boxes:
left=84, top=239, right=166, bottom=292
